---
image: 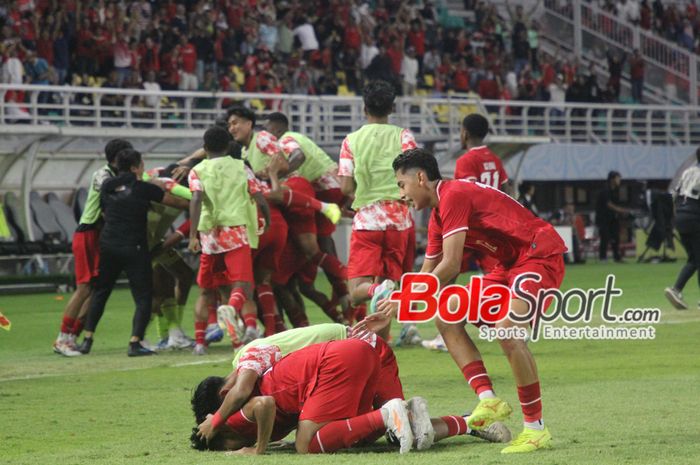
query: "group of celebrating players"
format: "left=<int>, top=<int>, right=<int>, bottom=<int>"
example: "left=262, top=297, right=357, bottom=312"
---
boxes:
left=51, top=79, right=567, bottom=455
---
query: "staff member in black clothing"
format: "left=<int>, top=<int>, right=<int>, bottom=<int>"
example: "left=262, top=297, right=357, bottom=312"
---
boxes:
left=665, top=148, right=700, bottom=310
left=79, top=149, right=189, bottom=356
left=595, top=171, right=630, bottom=262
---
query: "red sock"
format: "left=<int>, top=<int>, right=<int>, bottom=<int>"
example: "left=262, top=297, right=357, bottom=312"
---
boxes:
left=61, top=316, right=76, bottom=334
left=440, top=416, right=468, bottom=437
left=207, top=302, right=217, bottom=325
left=274, top=314, right=287, bottom=333
left=308, top=410, right=385, bottom=453
left=461, top=360, right=493, bottom=395
left=354, top=304, right=367, bottom=320
left=329, top=276, right=349, bottom=298
left=312, top=252, right=347, bottom=280
left=194, top=321, right=207, bottom=346
left=517, top=382, right=542, bottom=422
left=256, top=284, right=277, bottom=336
left=321, top=300, right=342, bottom=323
left=71, top=318, right=84, bottom=336
left=228, top=287, right=246, bottom=312
left=282, top=189, right=323, bottom=211
left=242, top=313, right=257, bottom=329
left=368, top=283, right=378, bottom=298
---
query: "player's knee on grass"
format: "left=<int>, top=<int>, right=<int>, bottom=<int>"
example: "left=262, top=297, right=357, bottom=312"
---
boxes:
left=295, top=420, right=324, bottom=454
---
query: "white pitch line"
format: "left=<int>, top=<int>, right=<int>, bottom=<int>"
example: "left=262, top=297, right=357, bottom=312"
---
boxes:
left=0, top=357, right=230, bottom=383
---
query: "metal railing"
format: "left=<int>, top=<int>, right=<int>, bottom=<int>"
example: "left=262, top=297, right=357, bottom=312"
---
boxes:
left=543, top=0, right=698, bottom=105
left=2, top=84, right=700, bottom=148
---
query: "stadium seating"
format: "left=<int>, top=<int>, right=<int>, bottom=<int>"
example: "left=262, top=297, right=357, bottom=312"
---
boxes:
left=46, top=193, right=78, bottom=244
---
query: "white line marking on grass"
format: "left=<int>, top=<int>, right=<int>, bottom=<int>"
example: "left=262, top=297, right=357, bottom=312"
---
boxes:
left=0, top=357, right=231, bottom=383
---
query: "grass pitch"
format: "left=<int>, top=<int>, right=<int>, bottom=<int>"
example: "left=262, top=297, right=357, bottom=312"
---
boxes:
left=1, top=262, right=699, bottom=465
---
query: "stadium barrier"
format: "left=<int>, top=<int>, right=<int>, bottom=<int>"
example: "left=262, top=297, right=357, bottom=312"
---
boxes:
left=3, top=84, right=700, bottom=148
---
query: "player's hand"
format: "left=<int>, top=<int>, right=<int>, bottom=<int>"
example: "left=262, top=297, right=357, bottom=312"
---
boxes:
left=226, top=446, right=259, bottom=455
left=353, top=312, right=392, bottom=334
left=197, top=414, right=218, bottom=443
left=171, top=165, right=190, bottom=182
left=188, top=237, right=201, bottom=253
left=376, top=298, right=399, bottom=318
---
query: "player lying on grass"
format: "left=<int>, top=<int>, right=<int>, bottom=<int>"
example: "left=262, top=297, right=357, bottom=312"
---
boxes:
left=360, top=148, right=567, bottom=453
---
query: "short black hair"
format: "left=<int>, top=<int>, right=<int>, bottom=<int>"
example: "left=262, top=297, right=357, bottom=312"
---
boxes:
left=203, top=126, right=232, bottom=156
left=267, top=112, right=289, bottom=129
left=190, top=427, right=224, bottom=451
left=191, top=376, right=225, bottom=424
left=226, top=105, right=256, bottom=126
left=105, top=139, right=133, bottom=164
left=392, top=148, right=442, bottom=181
left=607, top=170, right=621, bottom=181
left=115, top=149, right=142, bottom=173
left=363, top=80, right=395, bottom=117
left=462, top=114, right=489, bottom=139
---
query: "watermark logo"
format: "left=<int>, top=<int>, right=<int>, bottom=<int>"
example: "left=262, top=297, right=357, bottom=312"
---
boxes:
left=391, top=273, right=658, bottom=341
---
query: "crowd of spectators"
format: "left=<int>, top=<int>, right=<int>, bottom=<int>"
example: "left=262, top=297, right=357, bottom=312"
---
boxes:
left=0, top=0, right=652, bottom=119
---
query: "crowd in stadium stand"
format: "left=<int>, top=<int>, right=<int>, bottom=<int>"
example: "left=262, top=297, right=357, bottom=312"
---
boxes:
left=595, top=0, right=700, bottom=54
left=0, top=0, right=654, bottom=115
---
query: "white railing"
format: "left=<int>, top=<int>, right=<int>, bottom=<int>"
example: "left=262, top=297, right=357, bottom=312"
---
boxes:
left=543, top=0, right=698, bottom=105
left=2, top=84, right=700, bottom=147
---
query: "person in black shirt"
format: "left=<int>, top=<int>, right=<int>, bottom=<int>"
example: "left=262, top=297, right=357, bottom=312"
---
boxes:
left=595, top=171, right=630, bottom=262
left=79, top=149, right=189, bottom=357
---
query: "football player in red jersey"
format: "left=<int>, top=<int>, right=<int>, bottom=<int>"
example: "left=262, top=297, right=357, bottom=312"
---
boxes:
left=364, top=148, right=566, bottom=454
left=455, top=113, right=509, bottom=192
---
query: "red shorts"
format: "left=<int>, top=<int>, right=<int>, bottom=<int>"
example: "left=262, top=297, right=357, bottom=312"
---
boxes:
left=479, top=254, right=566, bottom=324
left=271, top=241, right=316, bottom=285
left=197, top=246, right=253, bottom=289
left=300, top=339, right=380, bottom=422
left=402, top=225, right=416, bottom=273
left=72, top=229, right=100, bottom=284
left=254, top=210, right=288, bottom=271
left=282, top=177, right=317, bottom=236
left=348, top=229, right=409, bottom=281
left=373, top=336, right=404, bottom=407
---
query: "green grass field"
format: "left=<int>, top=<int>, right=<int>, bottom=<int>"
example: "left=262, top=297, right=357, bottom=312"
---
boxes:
left=1, top=262, right=699, bottom=465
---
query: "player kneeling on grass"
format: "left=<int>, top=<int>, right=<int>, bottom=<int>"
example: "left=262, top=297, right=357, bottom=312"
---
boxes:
left=190, top=328, right=509, bottom=454
left=360, top=148, right=567, bottom=453
left=191, top=338, right=422, bottom=454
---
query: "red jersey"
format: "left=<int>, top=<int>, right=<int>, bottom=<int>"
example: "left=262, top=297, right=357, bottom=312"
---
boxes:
left=224, top=393, right=298, bottom=442
left=426, top=180, right=566, bottom=267
left=179, top=43, right=197, bottom=73
left=454, top=145, right=508, bottom=189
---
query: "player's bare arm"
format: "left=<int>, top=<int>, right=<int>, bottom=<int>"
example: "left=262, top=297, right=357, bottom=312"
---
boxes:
left=196, top=369, right=259, bottom=442
left=340, top=175, right=356, bottom=196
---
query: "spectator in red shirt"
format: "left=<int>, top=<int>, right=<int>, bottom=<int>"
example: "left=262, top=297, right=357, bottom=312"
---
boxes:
left=629, top=48, right=645, bottom=102
left=477, top=70, right=500, bottom=100
left=452, top=58, right=470, bottom=92
left=407, top=18, right=425, bottom=67
left=140, top=37, right=160, bottom=74
left=386, top=41, right=404, bottom=76
left=344, top=16, right=362, bottom=52
left=178, top=35, right=198, bottom=91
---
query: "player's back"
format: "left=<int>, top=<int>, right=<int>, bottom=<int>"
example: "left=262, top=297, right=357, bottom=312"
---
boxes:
left=435, top=180, right=565, bottom=264
left=454, top=146, right=508, bottom=189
